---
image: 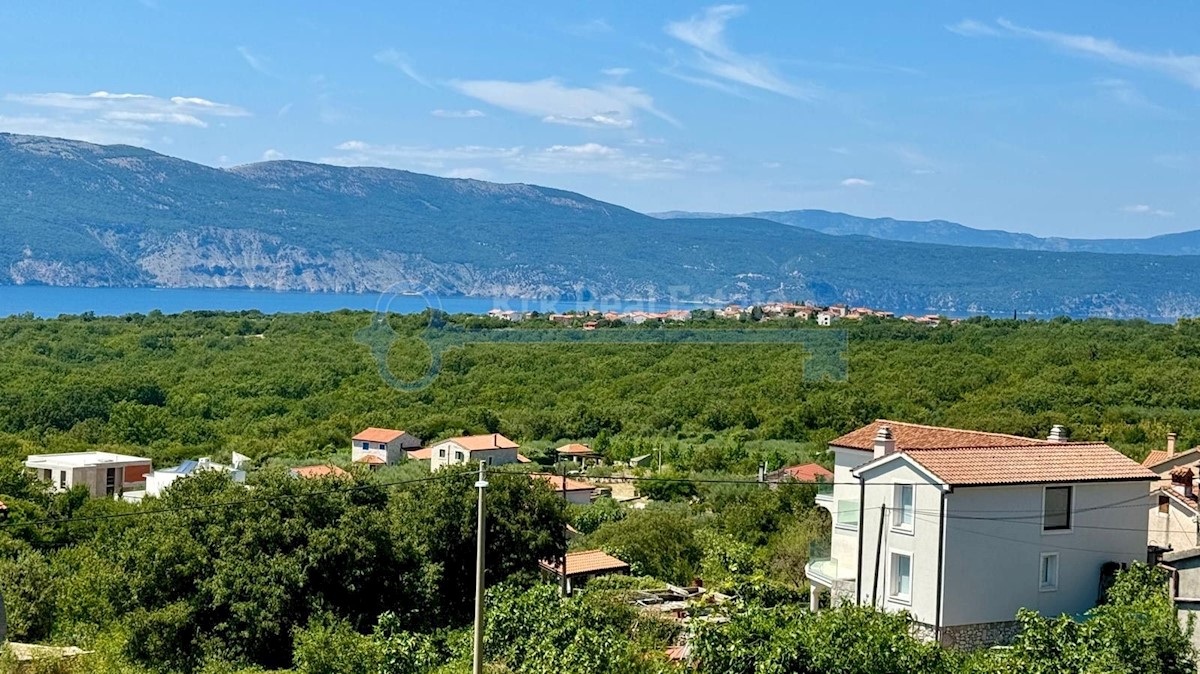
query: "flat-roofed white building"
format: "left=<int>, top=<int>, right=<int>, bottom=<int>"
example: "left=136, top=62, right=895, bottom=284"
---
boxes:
left=25, top=452, right=152, bottom=498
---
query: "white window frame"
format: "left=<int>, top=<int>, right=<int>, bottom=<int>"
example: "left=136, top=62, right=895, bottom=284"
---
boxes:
left=1042, top=485, right=1074, bottom=534
left=834, top=499, right=859, bottom=532
left=892, top=484, right=914, bottom=533
left=438, top=448, right=446, bottom=458
left=888, top=551, right=912, bottom=605
left=1039, top=552, right=1059, bottom=592
left=455, top=451, right=464, bottom=462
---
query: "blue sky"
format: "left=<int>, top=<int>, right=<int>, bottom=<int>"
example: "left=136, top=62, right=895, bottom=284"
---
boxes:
left=1, top=1, right=1198, bottom=238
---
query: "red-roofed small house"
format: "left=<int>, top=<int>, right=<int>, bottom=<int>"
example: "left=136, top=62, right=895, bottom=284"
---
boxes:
left=429, top=433, right=520, bottom=471
left=352, top=428, right=422, bottom=466
left=539, top=549, right=629, bottom=594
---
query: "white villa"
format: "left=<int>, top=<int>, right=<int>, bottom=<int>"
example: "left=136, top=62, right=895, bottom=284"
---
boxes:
left=125, top=456, right=249, bottom=503
left=429, top=433, right=520, bottom=470
left=352, top=427, right=422, bottom=467
left=807, top=420, right=1154, bottom=648
left=25, top=451, right=152, bottom=498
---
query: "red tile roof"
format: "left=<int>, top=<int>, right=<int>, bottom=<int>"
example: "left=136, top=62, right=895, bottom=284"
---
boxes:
left=780, top=463, right=833, bottom=482
left=896, top=443, right=1155, bottom=486
left=516, top=453, right=532, bottom=463
left=354, top=455, right=386, bottom=465
left=1143, top=450, right=1170, bottom=468
left=832, top=419, right=1052, bottom=452
left=407, top=448, right=432, bottom=460
left=290, top=464, right=350, bottom=479
left=556, top=443, right=596, bottom=456
left=843, top=421, right=1156, bottom=486
left=532, top=473, right=596, bottom=493
left=540, top=549, right=630, bottom=576
left=442, top=433, right=519, bottom=451
left=353, top=427, right=408, bottom=443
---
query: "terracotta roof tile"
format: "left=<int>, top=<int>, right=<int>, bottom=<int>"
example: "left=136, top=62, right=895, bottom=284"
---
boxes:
left=516, top=453, right=532, bottom=463
left=780, top=463, right=833, bottom=482
left=442, top=433, right=519, bottom=451
left=898, top=443, right=1155, bottom=486
left=832, top=419, right=1054, bottom=452
left=540, top=549, right=630, bottom=576
left=1143, top=450, right=1170, bottom=468
left=556, top=443, right=596, bottom=456
left=407, top=448, right=432, bottom=460
left=532, top=473, right=596, bottom=492
left=290, top=464, right=350, bottom=479
left=354, top=455, right=386, bottom=465
left=353, top=427, right=408, bottom=443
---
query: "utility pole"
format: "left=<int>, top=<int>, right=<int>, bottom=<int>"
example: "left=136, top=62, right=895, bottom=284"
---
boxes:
left=561, top=457, right=569, bottom=597
left=472, top=460, right=488, bottom=674
left=871, top=503, right=886, bottom=608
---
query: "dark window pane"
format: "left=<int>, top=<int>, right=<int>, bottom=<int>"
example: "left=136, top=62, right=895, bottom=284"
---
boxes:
left=1044, top=486, right=1072, bottom=530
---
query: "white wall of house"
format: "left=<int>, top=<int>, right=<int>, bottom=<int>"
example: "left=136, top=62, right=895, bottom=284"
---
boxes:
left=940, top=481, right=1149, bottom=627
left=825, top=447, right=871, bottom=584
left=854, top=459, right=947, bottom=625
left=27, top=455, right=151, bottom=498
left=351, top=432, right=421, bottom=465
left=429, top=441, right=519, bottom=471
left=1148, top=492, right=1199, bottom=553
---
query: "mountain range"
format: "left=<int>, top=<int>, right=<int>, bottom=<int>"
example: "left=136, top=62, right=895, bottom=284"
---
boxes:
left=652, top=210, right=1200, bottom=256
left=3, top=132, right=1200, bottom=319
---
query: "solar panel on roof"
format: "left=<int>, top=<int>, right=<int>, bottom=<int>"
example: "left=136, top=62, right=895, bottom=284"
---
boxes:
left=175, top=459, right=199, bottom=475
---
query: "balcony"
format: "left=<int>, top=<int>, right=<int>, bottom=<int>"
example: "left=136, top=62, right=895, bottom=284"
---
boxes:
left=805, top=540, right=854, bottom=588
left=815, top=479, right=833, bottom=503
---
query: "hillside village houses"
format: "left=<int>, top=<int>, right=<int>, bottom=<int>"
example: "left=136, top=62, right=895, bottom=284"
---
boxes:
left=351, top=427, right=422, bottom=467
left=123, top=456, right=248, bottom=503
left=807, top=420, right=1156, bottom=648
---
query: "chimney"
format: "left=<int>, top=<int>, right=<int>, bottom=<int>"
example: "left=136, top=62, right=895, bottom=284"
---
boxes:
left=1168, top=432, right=1179, bottom=457
left=873, top=426, right=895, bottom=459
left=1171, top=466, right=1195, bottom=499
left=1047, top=425, right=1068, bottom=443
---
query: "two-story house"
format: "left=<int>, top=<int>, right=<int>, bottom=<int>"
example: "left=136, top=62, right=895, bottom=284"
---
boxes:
left=429, top=433, right=520, bottom=470
left=351, top=428, right=422, bottom=467
left=807, top=420, right=1154, bottom=649
left=25, top=451, right=153, bottom=498
left=1144, top=433, right=1200, bottom=553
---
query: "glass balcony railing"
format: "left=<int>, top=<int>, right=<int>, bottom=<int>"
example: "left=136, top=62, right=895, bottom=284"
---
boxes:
left=806, top=539, right=839, bottom=585
left=815, top=479, right=833, bottom=500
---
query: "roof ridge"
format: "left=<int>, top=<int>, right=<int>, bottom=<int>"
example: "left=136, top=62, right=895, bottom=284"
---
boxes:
left=874, top=419, right=1053, bottom=444
left=903, top=441, right=1113, bottom=452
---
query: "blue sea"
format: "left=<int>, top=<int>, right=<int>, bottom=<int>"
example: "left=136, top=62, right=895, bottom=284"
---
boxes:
left=0, top=286, right=698, bottom=318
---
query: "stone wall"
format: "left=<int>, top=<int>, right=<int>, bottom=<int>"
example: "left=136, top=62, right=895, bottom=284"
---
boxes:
left=937, top=621, right=1022, bottom=650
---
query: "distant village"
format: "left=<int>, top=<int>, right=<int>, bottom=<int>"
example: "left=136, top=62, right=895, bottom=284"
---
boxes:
left=487, top=301, right=952, bottom=327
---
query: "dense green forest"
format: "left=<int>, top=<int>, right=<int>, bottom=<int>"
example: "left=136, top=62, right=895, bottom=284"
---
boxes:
left=1, top=310, right=1199, bottom=672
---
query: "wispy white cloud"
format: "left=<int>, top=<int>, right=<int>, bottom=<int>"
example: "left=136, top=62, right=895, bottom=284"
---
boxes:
left=565, top=18, right=612, bottom=37
left=3, top=91, right=249, bottom=136
left=1123, top=204, right=1174, bottom=217
left=664, top=5, right=811, bottom=99
left=374, top=49, right=432, bottom=87
left=325, top=140, right=718, bottom=180
left=601, top=67, right=632, bottom=77
left=840, top=177, right=873, bottom=187
left=952, top=18, right=1200, bottom=89
left=451, top=78, right=676, bottom=128
left=237, top=46, right=273, bottom=77
left=262, top=148, right=285, bottom=161
left=431, top=108, right=485, bottom=119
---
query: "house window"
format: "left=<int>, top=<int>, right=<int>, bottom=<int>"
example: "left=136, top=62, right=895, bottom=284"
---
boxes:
left=361, top=442, right=369, bottom=450
left=455, top=452, right=464, bottom=462
left=438, top=449, right=446, bottom=458
left=105, top=467, right=116, bottom=496
left=1159, top=495, right=1170, bottom=515
left=378, top=443, right=386, bottom=450
left=889, top=552, right=912, bottom=603
left=1043, top=486, right=1072, bottom=531
left=59, top=470, right=67, bottom=489
left=893, top=484, right=914, bottom=530
left=1039, top=553, right=1059, bottom=591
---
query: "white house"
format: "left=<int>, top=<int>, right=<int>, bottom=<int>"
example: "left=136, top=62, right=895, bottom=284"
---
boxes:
left=429, top=433, right=520, bottom=470
left=1142, top=433, right=1200, bottom=554
left=125, top=456, right=248, bottom=503
left=351, top=427, right=422, bottom=467
left=816, top=312, right=833, bottom=326
left=532, top=473, right=597, bottom=505
left=807, top=420, right=1155, bottom=649
left=25, top=452, right=152, bottom=498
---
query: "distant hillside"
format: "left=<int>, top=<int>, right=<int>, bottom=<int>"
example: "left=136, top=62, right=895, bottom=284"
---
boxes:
left=653, top=209, right=1200, bottom=255
left=4, top=132, right=1200, bottom=318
